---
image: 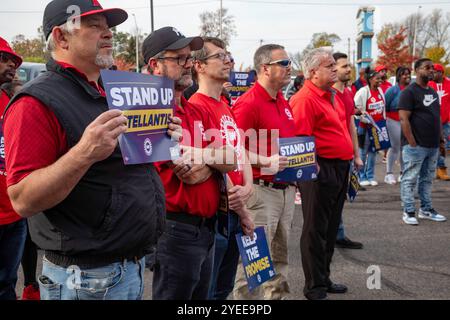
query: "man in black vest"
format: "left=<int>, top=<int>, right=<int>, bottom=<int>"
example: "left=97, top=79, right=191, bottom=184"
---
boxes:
left=2, top=0, right=182, bottom=300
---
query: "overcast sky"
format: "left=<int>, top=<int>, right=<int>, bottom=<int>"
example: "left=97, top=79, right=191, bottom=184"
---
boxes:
left=1, top=0, right=450, bottom=68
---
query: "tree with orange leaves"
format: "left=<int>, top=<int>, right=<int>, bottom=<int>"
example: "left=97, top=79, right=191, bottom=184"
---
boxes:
left=377, top=26, right=415, bottom=74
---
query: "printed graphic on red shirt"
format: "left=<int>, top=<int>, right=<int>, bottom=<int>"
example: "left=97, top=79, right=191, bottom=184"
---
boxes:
left=366, top=91, right=385, bottom=123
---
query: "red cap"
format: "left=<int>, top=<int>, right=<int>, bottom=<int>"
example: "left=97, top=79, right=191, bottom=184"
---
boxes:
left=375, top=65, right=387, bottom=73
left=0, top=37, right=23, bottom=67
left=434, top=63, right=445, bottom=72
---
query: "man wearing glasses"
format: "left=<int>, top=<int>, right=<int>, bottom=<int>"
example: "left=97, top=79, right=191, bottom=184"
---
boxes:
left=290, top=47, right=354, bottom=300
left=142, top=28, right=237, bottom=300
left=189, top=37, right=255, bottom=300
left=232, top=44, right=297, bottom=300
left=0, top=37, right=26, bottom=300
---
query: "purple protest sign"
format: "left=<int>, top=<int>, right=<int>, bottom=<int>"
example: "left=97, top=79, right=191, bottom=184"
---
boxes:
left=101, top=70, right=179, bottom=165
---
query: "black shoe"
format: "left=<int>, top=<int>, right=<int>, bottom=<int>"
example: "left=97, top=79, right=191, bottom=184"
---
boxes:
left=335, top=237, right=363, bottom=249
left=327, top=283, right=348, bottom=294
left=305, top=291, right=329, bottom=300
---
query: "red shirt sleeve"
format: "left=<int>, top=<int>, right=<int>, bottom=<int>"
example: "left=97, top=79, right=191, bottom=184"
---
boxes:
left=4, top=96, right=68, bottom=187
left=290, top=94, right=314, bottom=136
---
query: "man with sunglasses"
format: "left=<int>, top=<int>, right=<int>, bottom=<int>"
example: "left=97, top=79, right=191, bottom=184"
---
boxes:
left=142, top=28, right=237, bottom=300
left=189, top=37, right=255, bottom=300
left=232, top=44, right=297, bottom=300
left=0, top=37, right=26, bottom=300
left=290, top=47, right=354, bottom=300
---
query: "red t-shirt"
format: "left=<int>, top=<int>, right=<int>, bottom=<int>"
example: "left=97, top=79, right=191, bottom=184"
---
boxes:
left=155, top=97, right=220, bottom=218
left=430, top=79, right=450, bottom=124
left=362, top=89, right=386, bottom=127
left=290, top=80, right=354, bottom=161
left=189, top=92, right=244, bottom=186
left=232, top=82, right=297, bottom=182
left=0, top=89, right=22, bottom=225
left=380, top=81, right=392, bottom=94
left=335, top=86, right=355, bottom=130
left=4, top=61, right=105, bottom=189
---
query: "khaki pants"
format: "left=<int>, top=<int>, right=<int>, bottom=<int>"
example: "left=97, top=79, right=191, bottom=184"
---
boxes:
left=233, top=184, right=296, bottom=300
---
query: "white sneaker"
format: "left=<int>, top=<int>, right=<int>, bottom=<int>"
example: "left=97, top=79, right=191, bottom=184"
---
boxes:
left=360, top=180, right=370, bottom=187
left=384, top=174, right=396, bottom=185
left=398, top=175, right=402, bottom=183
left=403, top=212, right=419, bottom=225
left=418, top=208, right=447, bottom=222
left=369, top=180, right=378, bottom=186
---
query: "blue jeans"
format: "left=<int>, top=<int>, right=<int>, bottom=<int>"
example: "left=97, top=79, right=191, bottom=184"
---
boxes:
left=358, top=130, right=377, bottom=182
left=0, top=219, right=27, bottom=300
left=38, top=256, right=145, bottom=300
left=208, top=212, right=240, bottom=300
left=401, top=145, right=439, bottom=213
left=437, top=123, right=450, bottom=168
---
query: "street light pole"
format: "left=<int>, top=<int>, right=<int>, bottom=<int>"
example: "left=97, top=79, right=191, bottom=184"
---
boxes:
left=412, top=5, right=422, bottom=70
left=150, top=0, right=154, bottom=32
left=132, top=14, right=139, bottom=73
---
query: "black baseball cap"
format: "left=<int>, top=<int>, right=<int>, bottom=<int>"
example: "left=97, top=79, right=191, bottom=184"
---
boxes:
left=142, top=27, right=204, bottom=64
left=43, top=0, right=128, bottom=40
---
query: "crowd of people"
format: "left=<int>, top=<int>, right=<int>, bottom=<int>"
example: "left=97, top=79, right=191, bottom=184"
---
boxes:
left=0, top=0, right=448, bottom=301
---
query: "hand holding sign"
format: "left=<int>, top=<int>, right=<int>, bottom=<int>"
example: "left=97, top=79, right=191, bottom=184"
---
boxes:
left=75, top=109, right=128, bottom=165
left=168, top=116, right=183, bottom=142
left=239, top=209, right=255, bottom=239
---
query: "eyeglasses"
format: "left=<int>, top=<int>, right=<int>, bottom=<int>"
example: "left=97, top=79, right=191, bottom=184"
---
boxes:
left=157, top=55, right=194, bottom=67
left=266, top=59, right=292, bottom=68
left=200, top=52, right=232, bottom=63
left=0, top=52, right=21, bottom=68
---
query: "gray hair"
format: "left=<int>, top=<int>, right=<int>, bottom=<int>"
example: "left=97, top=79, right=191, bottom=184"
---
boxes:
left=301, top=47, right=333, bottom=80
left=254, top=44, right=285, bottom=75
left=146, top=51, right=166, bottom=74
left=46, top=23, right=73, bottom=56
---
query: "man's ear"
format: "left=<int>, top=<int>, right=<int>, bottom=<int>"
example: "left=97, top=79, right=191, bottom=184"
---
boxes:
left=52, top=27, right=70, bottom=50
left=148, top=58, right=158, bottom=73
left=193, top=60, right=204, bottom=74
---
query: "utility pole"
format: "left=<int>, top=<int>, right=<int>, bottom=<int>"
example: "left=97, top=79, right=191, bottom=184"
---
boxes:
left=219, top=0, right=223, bottom=40
left=412, top=5, right=422, bottom=70
left=132, top=14, right=139, bottom=73
left=259, top=39, right=263, bottom=47
left=150, top=0, right=154, bottom=32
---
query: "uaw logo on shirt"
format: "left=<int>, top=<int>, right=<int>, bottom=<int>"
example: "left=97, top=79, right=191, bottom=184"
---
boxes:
left=285, top=108, right=294, bottom=121
left=0, top=123, right=6, bottom=175
left=220, top=115, right=242, bottom=157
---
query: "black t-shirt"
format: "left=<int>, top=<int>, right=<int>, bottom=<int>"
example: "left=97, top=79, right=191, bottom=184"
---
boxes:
left=398, top=82, right=441, bottom=148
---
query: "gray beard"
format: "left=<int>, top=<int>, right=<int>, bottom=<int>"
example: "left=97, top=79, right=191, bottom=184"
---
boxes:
left=95, top=53, right=114, bottom=69
left=175, top=74, right=193, bottom=91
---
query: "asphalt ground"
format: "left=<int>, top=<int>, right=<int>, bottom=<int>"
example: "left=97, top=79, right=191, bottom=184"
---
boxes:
left=16, top=159, right=450, bottom=300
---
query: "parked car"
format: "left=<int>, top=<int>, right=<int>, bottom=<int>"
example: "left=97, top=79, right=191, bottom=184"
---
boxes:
left=17, top=62, right=46, bottom=83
